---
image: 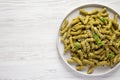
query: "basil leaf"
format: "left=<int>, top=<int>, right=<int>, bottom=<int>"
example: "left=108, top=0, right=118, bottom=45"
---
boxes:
left=109, top=52, right=115, bottom=59
left=74, top=42, right=81, bottom=50
left=99, top=17, right=106, bottom=23
left=93, top=33, right=102, bottom=46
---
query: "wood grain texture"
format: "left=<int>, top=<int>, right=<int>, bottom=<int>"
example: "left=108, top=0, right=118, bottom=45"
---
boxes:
left=0, top=0, right=119, bottom=80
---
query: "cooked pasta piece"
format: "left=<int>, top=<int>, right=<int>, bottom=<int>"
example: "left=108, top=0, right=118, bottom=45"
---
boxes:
left=78, top=16, right=85, bottom=24
left=97, top=61, right=108, bottom=66
left=76, top=66, right=87, bottom=71
left=61, top=38, right=68, bottom=48
left=70, top=30, right=81, bottom=35
left=100, top=13, right=108, bottom=17
left=70, top=17, right=80, bottom=26
left=87, top=66, right=95, bottom=74
left=83, top=59, right=94, bottom=66
left=81, top=41, right=87, bottom=52
left=78, top=50, right=83, bottom=60
left=114, top=14, right=118, bottom=22
left=80, top=9, right=89, bottom=15
left=72, top=57, right=83, bottom=65
left=69, top=37, right=74, bottom=50
left=64, top=44, right=70, bottom=53
left=89, top=9, right=99, bottom=15
left=61, top=19, right=68, bottom=31
left=94, top=48, right=104, bottom=55
left=72, top=34, right=88, bottom=39
left=112, top=20, right=119, bottom=30
left=89, top=59, right=98, bottom=63
left=60, top=26, right=69, bottom=35
left=84, top=16, right=89, bottom=24
left=67, top=58, right=76, bottom=63
left=110, top=46, right=119, bottom=54
left=101, top=8, right=107, bottom=13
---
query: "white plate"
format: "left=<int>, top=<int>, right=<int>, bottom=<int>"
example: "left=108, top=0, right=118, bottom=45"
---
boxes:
left=57, top=4, right=120, bottom=77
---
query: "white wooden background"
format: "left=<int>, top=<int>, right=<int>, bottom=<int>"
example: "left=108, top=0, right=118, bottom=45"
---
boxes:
left=0, top=0, right=120, bottom=80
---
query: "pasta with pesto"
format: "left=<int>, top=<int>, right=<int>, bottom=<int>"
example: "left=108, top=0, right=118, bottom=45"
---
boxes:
left=60, top=8, right=120, bottom=74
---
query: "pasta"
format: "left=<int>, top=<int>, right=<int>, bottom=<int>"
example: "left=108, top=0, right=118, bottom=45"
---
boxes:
left=87, top=66, right=96, bottom=74
left=67, top=58, right=76, bottom=63
left=60, top=8, right=120, bottom=74
left=89, top=9, right=99, bottom=15
left=72, top=57, right=83, bottom=65
left=76, top=66, right=87, bottom=71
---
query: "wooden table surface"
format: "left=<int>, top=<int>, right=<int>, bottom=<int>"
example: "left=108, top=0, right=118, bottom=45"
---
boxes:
left=0, top=0, right=120, bottom=80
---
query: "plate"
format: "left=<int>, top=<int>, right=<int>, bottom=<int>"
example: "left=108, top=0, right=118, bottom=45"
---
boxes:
left=57, top=4, right=120, bottom=76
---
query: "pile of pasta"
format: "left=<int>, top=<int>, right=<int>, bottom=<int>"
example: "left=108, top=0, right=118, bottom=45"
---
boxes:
left=60, top=8, right=120, bottom=74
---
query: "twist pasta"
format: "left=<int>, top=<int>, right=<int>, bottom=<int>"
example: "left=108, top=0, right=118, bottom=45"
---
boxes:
left=89, top=9, right=99, bottom=15
left=60, top=7, right=120, bottom=74
left=76, top=66, right=87, bottom=71
left=72, top=57, right=83, bottom=65
left=80, top=9, right=89, bottom=15
left=60, top=19, right=68, bottom=31
left=97, top=61, right=109, bottom=66
left=83, top=59, right=95, bottom=66
left=87, top=66, right=96, bottom=74
left=67, top=58, right=76, bottom=63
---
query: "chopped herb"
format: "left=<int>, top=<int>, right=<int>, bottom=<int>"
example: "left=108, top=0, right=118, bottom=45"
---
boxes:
left=93, top=33, right=102, bottom=46
left=99, top=17, right=106, bottom=23
left=109, top=52, right=115, bottom=59
left=74, top=42, right=81, bottom=50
